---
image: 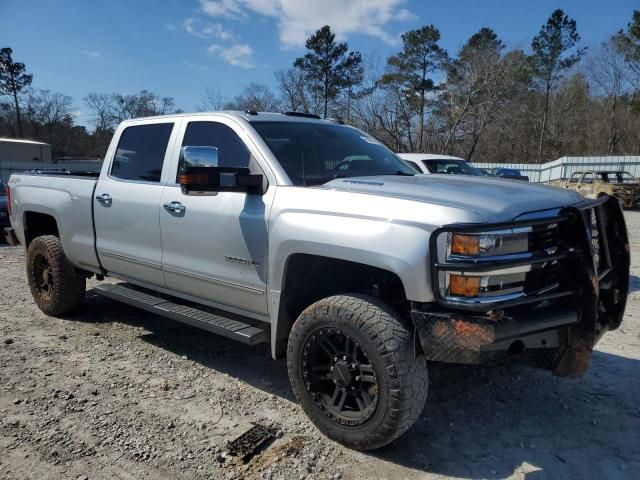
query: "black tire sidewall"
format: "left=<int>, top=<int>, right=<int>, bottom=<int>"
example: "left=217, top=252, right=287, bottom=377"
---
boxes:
left=287, top=295, right=425, bottom=450
left=290, top=314, right=391, bottom=444
left=26, top=236, right=85, bottom=316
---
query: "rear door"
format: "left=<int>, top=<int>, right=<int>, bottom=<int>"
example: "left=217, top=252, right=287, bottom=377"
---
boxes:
left=94, top=119, right=179, bottom=286
left=159, top=117, right=273, bottom=315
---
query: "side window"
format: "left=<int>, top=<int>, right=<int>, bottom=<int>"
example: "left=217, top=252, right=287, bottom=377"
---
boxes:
left=180, top=121, right=251, bottom=175
left=111, top=123, right=174, bottom=182
left=404, top=160, right=420, bottom=172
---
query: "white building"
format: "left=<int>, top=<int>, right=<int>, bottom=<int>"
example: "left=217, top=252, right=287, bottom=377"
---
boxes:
left=0, top=138, right=52, bottom=163
left=0, top=138, right=54, bottom=181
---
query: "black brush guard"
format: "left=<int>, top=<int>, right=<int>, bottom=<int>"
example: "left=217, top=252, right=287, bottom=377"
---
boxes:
left=413, top=196, right=630, bottom=377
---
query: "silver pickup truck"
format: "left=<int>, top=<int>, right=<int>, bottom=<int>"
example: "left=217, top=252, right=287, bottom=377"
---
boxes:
left=4, top=111, right=630, bottom=450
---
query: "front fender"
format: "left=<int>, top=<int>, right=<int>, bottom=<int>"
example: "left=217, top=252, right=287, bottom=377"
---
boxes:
left=269, top=211, right=433, bottom=303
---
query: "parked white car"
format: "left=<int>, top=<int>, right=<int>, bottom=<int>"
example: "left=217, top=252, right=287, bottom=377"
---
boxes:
left=398, top=153, right=484, bottom=176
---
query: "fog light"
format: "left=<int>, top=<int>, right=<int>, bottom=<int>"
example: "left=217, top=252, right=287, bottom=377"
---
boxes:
left=449, top=274, right=481, bottom=297
left=451, top=234, right=480, bottom=256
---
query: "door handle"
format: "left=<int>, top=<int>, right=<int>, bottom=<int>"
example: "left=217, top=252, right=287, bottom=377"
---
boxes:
left=163, top=201, right=186, bottom=214
left=95, top=193, right=112, bottom=206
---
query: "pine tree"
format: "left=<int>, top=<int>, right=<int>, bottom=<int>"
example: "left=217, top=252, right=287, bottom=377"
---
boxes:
left=530, top=10, right=585, bottom=162
left=294, top=26, right=363, bottom=118
left=0, top=47, right=33, bottom=137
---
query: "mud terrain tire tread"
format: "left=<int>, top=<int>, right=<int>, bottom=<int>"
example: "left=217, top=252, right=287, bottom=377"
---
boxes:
left=287, top=294, right=428, bottom=450
left=26, top=235, right=86, bottom=316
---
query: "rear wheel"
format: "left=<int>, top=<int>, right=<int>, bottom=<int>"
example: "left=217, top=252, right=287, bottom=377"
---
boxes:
left=287, top=294, right=428, bottom=450
left=26, top=235, right=86, bottom=316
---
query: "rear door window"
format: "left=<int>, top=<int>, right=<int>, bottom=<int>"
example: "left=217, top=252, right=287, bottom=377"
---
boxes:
left=111, top=123, right=174, bottom=182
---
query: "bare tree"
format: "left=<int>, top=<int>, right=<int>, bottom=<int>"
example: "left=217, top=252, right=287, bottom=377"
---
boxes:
left=24, top=89, right=73, bottom=144
left=198, top=87, right=226, bottom=111
left=587, top=39, right=635, bottom=153
left=84, top=93, right=116, bottom=131
left=111, top=90, right=178, bottom=122
left=225, top=82, right=279, bottom=112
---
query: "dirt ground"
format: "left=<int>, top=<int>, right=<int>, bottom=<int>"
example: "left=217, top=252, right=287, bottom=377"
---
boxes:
left=1, top=212, right=639, bottom=480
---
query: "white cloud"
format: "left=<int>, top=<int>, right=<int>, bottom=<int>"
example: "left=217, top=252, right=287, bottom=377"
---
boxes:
left=81, top=50, right=102, bottom=58
left=199, top=0, right=245, bottom=18
left=166, top=23, right=176, bottom=31
left=198, top=0, right=414, bottom=48
left=183, top=17, right=233, bottom=40
left=183, top=59, right=211, bottom=71
left=208, top=42, right=254, bottom=68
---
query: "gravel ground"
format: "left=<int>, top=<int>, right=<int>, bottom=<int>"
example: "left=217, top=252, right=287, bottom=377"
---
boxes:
left=1, top=212, right=639, bottom=480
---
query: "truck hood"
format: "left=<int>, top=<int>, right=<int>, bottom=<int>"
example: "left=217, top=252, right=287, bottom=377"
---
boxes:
left=321, top=174, right=585, bottom=222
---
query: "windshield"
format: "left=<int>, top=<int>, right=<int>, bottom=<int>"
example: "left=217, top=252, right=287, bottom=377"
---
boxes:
left=423, top=159, right=481, bottom=176
left=496, top=168, right=521, bottom=176
left=251, top=121, right=415, bottom=186
left=600, top=172, right=638, bottom=184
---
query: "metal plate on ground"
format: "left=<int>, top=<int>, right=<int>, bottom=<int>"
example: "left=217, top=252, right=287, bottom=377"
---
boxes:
left=226, top=423, right=277, bottom=459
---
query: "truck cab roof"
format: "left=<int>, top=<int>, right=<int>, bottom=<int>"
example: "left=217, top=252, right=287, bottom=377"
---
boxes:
left=121, top=110, right=344, bottom=126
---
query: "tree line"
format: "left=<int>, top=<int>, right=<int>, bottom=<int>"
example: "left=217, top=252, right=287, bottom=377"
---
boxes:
left=1, top=9, right=639, bottom=163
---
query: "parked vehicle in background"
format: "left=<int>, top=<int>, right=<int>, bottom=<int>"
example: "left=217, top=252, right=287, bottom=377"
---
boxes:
left=0, top=180, right=10, bottom=234
left=548, top=171, right=640, bottom=209
left=490, top=167, right=529, bottom=181
left=4, top=111, right=631, bottom=450
left=397, top=153, right=483, bottom=176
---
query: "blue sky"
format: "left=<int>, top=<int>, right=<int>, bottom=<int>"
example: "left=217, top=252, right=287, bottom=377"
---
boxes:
left=1, top=0, right=638, bottom=128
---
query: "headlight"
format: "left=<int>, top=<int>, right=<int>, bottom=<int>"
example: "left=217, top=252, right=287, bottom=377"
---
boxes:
left=433, top=226, right=550, bottom=305
left=447, top=228, right=530, bottom=259
left=438, top=266, right=531, bottom=300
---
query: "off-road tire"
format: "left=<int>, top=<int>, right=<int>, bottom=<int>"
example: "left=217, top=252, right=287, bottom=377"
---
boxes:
left=287, top=294, right=428, bottom=450
left=26, top=235, right=86, bottom=316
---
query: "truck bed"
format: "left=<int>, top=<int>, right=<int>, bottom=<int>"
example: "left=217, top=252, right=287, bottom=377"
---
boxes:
left=8, top=172, right=101, bottom=272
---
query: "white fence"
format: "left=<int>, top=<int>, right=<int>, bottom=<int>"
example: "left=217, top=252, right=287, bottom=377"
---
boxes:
left=473, top=156, right=640, bottom=183
left=0, top=159, right=103, bottom=182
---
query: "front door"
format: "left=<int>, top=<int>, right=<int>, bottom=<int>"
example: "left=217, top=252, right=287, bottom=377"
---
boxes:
left=94, top=121, right=176, bottom=287
left=159, top=120, right=271, bottom=315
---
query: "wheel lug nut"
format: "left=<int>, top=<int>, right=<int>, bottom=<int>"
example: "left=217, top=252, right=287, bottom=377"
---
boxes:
left=342, top=356, right=348, bottom=361
left=355, top=376, right=360, bottom=381
left=351, top=363, right=357, bottom=369
left=330, top=366, right=334, bottom=371
left=333, top=357, right=338, bottom=362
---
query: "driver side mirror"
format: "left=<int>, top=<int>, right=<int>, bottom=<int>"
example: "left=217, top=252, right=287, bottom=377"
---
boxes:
left=178, top=146, right=263, bottom=195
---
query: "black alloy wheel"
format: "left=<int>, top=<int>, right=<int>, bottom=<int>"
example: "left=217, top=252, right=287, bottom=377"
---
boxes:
left=302, top=327, right=379, bottom=426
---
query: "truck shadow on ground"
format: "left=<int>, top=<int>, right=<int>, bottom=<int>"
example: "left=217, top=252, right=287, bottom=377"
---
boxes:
left=371, top=354, right=639, bottom=479
left=73, top=290, right=639, bottom=480
left=78, top=290, right=295, bottom=400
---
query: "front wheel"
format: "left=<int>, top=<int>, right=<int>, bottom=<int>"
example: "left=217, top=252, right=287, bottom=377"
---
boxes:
left=26, top=235, right=86, bottom=316
left=287, top=295, right=428, bottom=450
